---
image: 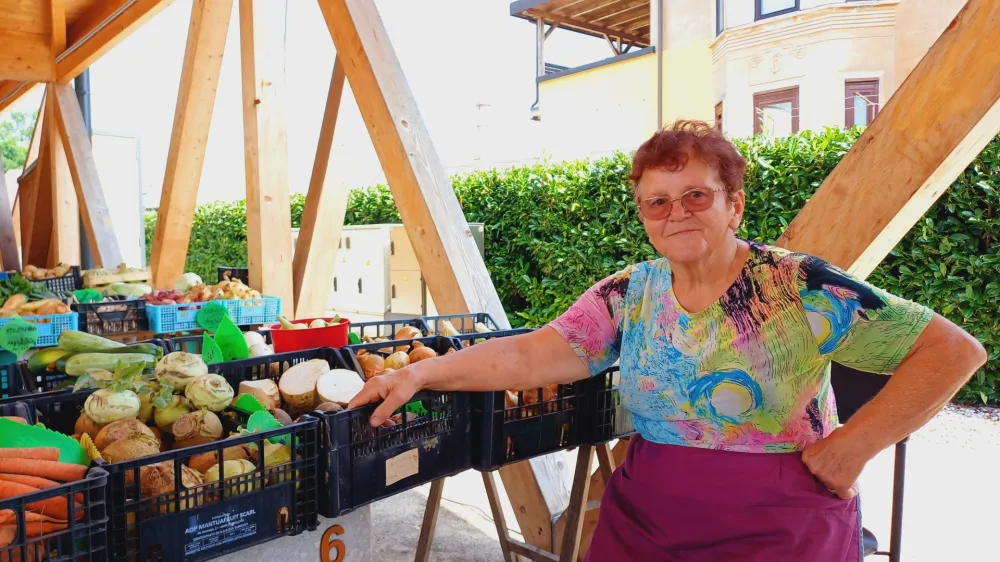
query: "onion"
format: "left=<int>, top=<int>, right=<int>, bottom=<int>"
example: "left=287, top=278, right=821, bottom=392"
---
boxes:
left=172, top=410, right=223, bottom=447
left=408, top=342, right=438, bottom=363
left=155, top=352, right=208, bottom=391
left=384, top=351, right=409, bottom=370
left=75, top=413, right=105, bottom=438
left=102, top=434, right=161, bottom=463
left=205, top=460, right=257, bottom=495
left=189, top=443, right=251, bottom=474
left=95, top=418, right=155, bottom=452
left=393, top=326, right=422, bottom=351
left=357, top=354, right=384, bottom=379
left=185, top=374, right=235, bottom=412
left=154, top=395, right=193, bottom=431
left=84, top=388, right=141, bottom=425
left=270, top=408, right=293, bottom=426
left=141, top=462, right=204, bottom=512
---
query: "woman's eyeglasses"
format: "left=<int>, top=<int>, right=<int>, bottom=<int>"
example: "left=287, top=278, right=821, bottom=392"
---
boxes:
left=637, top=187, right=725, bottom=220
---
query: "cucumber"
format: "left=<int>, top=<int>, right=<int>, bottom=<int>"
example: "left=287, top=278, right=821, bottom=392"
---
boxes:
left=26, top=347, right=73, bottom=375
left=57, top=330, right=126, bottom=352
left=102, top=343, right=164, bottom=360
left=57, top=353, right=156, bottom=377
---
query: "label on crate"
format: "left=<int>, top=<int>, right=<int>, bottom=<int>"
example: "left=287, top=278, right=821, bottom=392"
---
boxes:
left=0, top=318, right=39, bottom=358
left=201, top=333, right=224, bottom=364
left=196, top=303, right=230, bottom=332
left=384, top=448, right=419, bottom=486
left=215, top=316, right=250, bottom=361
left=183, top=506, right=259, bottom=556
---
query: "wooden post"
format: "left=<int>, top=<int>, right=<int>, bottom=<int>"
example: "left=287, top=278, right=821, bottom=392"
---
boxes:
left=46, top=84, right=80, bottom=266
left=49, top=83, right=123, bottom=267
left=27, top=125, right=53, bottom=268
left=149, top=0, right=233, bottom=288
left=17, top=167, right=39, bottom=266
left=293, top=59, right=348, bottom=318
left=239, top=0, right=295, bottom=308
left=316, top=0, right=573, bottom=550
left=0, top=158, right=19, bottom=271
left=777, top=0, right=1000, bottom=277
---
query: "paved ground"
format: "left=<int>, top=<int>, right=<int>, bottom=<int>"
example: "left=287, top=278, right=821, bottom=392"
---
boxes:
left=370, top=404, right=1000, bottom=561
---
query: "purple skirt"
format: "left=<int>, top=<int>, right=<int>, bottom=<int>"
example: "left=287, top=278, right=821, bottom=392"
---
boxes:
left=586, top=435, right=861, bottom=562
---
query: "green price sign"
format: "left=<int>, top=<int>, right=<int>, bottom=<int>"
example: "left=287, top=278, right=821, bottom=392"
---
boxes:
left=0, top=318, right=40, bottom=358
left=201, top=333, right=224, bottom=364
left=196, top=303, right=230, bottom=332
left=215, top=316, right=249, bottom=361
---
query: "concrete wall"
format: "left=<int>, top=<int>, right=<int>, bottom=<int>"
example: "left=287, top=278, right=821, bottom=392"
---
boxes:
left=661, top=0, right=717, bottom=124
left=713, top=1, right=897, bottom=137
left=537, top=51, right=658, bottom=160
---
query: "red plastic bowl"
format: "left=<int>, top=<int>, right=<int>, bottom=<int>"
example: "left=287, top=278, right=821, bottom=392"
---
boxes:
left=270, top=317, right=351, bottom=353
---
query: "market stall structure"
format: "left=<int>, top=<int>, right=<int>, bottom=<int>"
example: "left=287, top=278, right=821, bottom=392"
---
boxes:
left=1, top=0, right=999, bottom=560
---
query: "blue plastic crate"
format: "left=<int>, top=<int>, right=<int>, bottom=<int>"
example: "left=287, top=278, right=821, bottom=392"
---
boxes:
left=0, top=272, right=8, bottom=281
left=0, top=312, right=79, bottom=347
left=146, top=296, right=282, bottom=333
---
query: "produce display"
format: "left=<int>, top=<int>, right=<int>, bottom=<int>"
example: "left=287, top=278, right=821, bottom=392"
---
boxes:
left=0, top=275, right=71, bottom=318
left=82, top=263, right=150, bottom=289
left=143, top=278, right=262, bottom=305
left=19, top=264, right=74, bottom=281
left=27, top=331, right=163, bottom=379
left=275, top=315, right=343, bottom=330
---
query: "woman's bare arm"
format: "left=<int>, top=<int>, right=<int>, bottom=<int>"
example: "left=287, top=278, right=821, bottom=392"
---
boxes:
left=839, top=313, right=986, bottom=456
left=347, top=326, right=591, bottom=425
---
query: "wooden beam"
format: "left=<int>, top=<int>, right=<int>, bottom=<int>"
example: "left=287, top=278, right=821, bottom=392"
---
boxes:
left=57, top=0, right=174, bottom=83
left=49, top=83, right=122, bottom=267
left=0, top=158, right=20, bottom=271
left=11, top=192, right=20, bottom=265
left=149, top=0, right=233, bottom=289
left=293, top=58, right=347, bottom=318
left=17, top=168, right=39, bottom=265
left=27, top=127, right=53, bottom=268
left=25, top=95, right=45, bottom=168
left=45, top=84, right=80, bottom=266
left=239, top=0, right=295, bottom=307
left=0, top=82, right=38, bottom=116
left=318, top=0, right=573, bottom=551
left=50, top=0, right=67, bottom=54
left=525, top=9, right=648, bottom=46
left=0, top=32, right=55, bottom=82
left=777, top=0, right=1000, bottom=277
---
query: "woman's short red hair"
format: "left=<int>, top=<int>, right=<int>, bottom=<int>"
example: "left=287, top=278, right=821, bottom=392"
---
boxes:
left=630, top=120, right=747, bottom=200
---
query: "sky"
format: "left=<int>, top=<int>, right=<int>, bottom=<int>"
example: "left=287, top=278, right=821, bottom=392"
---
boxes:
left=8, top=0, right=612, bottom=207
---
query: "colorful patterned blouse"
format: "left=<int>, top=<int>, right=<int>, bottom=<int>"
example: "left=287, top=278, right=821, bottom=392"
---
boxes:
left=549, top=241, right=933, bottom=453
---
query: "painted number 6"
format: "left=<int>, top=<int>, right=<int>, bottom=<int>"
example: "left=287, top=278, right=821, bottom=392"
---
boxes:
left=320, top=524, right=346, bottom=562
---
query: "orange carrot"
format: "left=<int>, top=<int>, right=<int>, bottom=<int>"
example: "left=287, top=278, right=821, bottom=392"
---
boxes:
left=0, top=417, right=26, bottom=425
left=0, top=450, right=59, bottom=462
left=0, top=539, right=44, bottom=562
left=0, top=482, right=76, bottom=522
left=0, top=460, right=86, bottom=483
left=0, top=475, right=83, bottom=511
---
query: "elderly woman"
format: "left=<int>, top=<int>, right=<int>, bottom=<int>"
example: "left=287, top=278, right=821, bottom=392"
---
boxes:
left=349, top=120, right=986, bottom=561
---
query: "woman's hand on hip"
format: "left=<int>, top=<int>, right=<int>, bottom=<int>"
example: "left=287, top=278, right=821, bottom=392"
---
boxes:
left=348, top=366, right=424, bottom=427
left=801, top=427, right=868, bottom=500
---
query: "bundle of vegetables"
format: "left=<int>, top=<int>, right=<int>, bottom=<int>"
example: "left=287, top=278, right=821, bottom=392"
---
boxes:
left=0, top=275, right=68, bottom=318
left=26, top=331, right=162, bottom=379
left=143, top=278, right=262, bottom=305
left=20, top=264, right=74, bottom=281
left=0, top=445, right=91, bottom=553
left=275, top=315, right=343, bottom=331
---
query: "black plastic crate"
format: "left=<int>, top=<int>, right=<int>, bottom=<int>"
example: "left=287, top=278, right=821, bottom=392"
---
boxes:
left=349, top=318, right=429, bottom=341
left=0, top=359, right=28, bottom=399
left=6, top=388, right=319, bottom=562
left=73, top=296, right=148, bottom=336
left=583, top=366, right=635, bottom=445
left=37, top=265, right=83, bottom=293
left=324, top=336, right=472, bottom=517
left=454, top=329, right=590, bottom=471
left=422, top=313, right=500, bottom=335
left=217, top=266, right=249, bottom=284
left=164, top=330, right=273, bottom=355
left=0, top=457, right=109, bottom=562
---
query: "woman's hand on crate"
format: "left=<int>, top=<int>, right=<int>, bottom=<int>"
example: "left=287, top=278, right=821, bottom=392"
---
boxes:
left=348, top=327, right=591, bottom=427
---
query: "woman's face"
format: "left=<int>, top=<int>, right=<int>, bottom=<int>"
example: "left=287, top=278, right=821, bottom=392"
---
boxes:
left=636, top=157, right=745, bottom=264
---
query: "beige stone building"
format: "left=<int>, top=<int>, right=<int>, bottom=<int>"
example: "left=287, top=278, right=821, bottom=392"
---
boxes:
left=511, top=0, right=968, bottom=151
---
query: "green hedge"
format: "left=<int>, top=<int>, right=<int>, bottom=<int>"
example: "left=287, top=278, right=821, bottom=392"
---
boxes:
left=144, top=127, right=1000, bottom=403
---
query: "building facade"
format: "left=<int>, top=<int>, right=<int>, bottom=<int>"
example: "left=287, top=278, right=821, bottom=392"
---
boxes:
left=512, top=0, right=967, bottom=154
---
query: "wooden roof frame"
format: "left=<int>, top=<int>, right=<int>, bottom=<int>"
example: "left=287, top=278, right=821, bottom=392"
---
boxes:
left=511, top=0, right=652, bottom=48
